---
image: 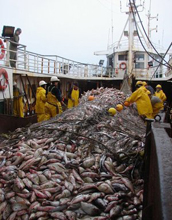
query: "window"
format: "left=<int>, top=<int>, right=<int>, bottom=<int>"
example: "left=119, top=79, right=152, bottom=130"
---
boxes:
left=135, top=53, right=145, bottom=69
left=118, top=54, right=127, bottom=61
left=135, top=54, right=144, bottom=61
left=135, top=62, right=144, bottom=69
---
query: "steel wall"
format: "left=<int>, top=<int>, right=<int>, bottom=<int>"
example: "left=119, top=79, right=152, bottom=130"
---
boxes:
left=143, top=120, right=172, bottom=220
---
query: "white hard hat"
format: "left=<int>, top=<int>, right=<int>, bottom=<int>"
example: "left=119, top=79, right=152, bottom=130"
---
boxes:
left=39, top=80, right=47, bottom=87
left=13, top=81, right=17, bottom=86
left=50, top=76, right=60, bottom=82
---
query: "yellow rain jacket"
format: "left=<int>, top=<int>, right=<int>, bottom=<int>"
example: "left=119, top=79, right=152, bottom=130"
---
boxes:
left=13, top=87, right=24, bottom=118
left=35, top=87, right=49, bottom=122
left=155, top=90, right=167, bottom=102
left=126, top=87, right=153, bottom=119
left=45, top=89, right=62, bottom=119
left=68, top=88, right=80, bottom=108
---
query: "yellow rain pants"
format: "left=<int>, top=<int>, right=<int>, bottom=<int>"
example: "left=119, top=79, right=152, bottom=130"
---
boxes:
left=67, top=89, right=79, bottom=109
left=152, top=102, right=164, bottom=118
left=45, top=92, right=62, bottom=119
left=126, top=87, right=153, bottom=119
left=13, top=88, right=24, bottom=118
left=35, top=87, right=49, bottom=122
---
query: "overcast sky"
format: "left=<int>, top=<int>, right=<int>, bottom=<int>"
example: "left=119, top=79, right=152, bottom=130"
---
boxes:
left=1, top=0, right=172, bottom=65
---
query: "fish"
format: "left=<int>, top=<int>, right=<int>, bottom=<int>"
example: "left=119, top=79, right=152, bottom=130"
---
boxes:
left=81, top=202, right=101, bottom=216
left=0, top=87, right=145, bottom=219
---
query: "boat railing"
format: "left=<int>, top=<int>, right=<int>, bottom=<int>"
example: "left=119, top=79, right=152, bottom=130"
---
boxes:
left=1, top=37, right=171, bottom=80
left=0, top=37, right=121, bottom=79
left=107, top=39, right=166, bottom=53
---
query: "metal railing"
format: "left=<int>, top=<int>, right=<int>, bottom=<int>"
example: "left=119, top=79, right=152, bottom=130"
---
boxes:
left=0, top=37, right=171, bottom=80
left=0, top=37, right=121, bottom=79
left=108, top=39, right=168, bottom=53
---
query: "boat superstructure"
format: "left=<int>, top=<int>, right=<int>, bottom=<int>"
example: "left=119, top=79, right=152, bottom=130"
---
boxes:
left=95, top=0, right=172, bottom=82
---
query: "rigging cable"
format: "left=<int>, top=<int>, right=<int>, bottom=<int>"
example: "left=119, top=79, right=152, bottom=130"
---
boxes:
left=129, top=0, right=170, bottom=69
left=132, top=0, right=171, bottom=69
left=150, top=42, right=172, bottom=80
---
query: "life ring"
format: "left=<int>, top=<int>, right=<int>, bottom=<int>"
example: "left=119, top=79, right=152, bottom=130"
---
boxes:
left=0, top=68, right=8, bottom=91
left=119, top=62, right=127, bottom=70
left=0, top=39, right=5, bottom=60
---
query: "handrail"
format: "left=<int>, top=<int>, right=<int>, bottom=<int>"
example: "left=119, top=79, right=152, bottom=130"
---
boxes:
left=0, top=37, right=120, bottom=79
left=0, top=36, right=171, bottom=80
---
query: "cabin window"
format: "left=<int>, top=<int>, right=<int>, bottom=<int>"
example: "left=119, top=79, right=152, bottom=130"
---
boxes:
left=135, top=53, right=145, bottom=69
left=135, top=54, right=144, bottom=60
left=135, top=62, right=144, bottom=69
left=118, top=55, right=127, bottom=61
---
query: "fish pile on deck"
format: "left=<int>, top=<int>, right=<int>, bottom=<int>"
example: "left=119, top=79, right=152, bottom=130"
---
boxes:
left=0, top=87, right=146, bottom=220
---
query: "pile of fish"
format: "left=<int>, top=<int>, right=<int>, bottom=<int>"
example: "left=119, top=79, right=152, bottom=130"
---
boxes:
left=0, top=87, right=146, bottom=220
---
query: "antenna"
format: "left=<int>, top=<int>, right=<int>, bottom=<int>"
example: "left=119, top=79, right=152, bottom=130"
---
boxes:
left=147, top=0, right=158, bottom=47
left=111, top=0, right=113, bottom=44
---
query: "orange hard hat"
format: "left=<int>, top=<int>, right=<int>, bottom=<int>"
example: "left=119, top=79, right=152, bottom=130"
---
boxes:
left=88, top=96, right=95, bottom=101
left=124, top=101, right=130, bottom=107
left=116, top=104, right=123, bottom=111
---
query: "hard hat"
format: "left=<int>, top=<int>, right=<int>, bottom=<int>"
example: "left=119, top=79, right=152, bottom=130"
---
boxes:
left=13, top=81, right=17, bottom=86
left=147, top=90, right=151, bottom=95
left=135, top=81, right=143, bottom=86
left=116, top=104, right=123, bottom=111
left=156, top=84, right=162, bottom=88
left=88, top=96, right=95, bottom=101
left=39, top=80, right=47, bottom=87
left=124, top=101, right=130, bottom=107
left=142, top=81, right=147, bottom=86
left=50, top=76, right=60, bottom=82
left=108, top=108, right=117, bottom=116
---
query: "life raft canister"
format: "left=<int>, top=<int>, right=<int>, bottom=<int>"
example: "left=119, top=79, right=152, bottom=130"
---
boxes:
left=0, top=68, right=9, bottom=91
left=0, top=39, right=5, bottom=60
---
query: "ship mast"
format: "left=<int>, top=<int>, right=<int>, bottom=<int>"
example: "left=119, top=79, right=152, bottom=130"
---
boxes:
left=147, top=0, right=158, bottom=49
left=128, top=2, right=135, bottom=78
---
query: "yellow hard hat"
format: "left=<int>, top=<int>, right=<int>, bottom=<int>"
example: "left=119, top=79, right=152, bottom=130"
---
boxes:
left=147, top=90, right=151, bottom=95
left=156, top=84, right=162, bottom=88
left=142, top=81, right=147, bottom=86
left=108, top=108, right=117, bottom=116
left=135, top=81, right=143, bottom=86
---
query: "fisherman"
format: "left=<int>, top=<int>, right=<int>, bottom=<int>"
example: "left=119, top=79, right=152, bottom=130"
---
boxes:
left=13, top=81, right=24, bottom=118
left=45, top=76, right=62, bottom=119
left=147, top=90, right=163, bottom=117
left=9, top=28, right=22, bottom=68
left=67, top=82, right=81, bottom=108
left=144, top=82, right=155, bottom=95
left=35, top=80, right=49, bottom=122
left=154, top=84, right=167, bottom=102
left=126, top=81, right=153, bottom=119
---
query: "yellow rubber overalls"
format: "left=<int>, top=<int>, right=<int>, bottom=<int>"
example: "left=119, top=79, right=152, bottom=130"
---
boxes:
left=13, top=87, right=24, bottom=118
left=45, top=86, right=62, bottom=119
left=67, top=88, right=79, bottom=109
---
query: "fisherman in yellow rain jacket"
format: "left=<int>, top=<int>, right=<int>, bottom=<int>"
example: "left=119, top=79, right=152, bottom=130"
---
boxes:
left=147, top=90, right=163, bottom=117
left=126, top=81, right=153, bottom=119
left=13, top=81, right=24, bottom=118
left=154, top=84, right=167, bottom=102
left=45, top=76, right=62, bottom=119
left=35, top=80, right=49, bottom=122
left=67, top=82, right=81, bottom=108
